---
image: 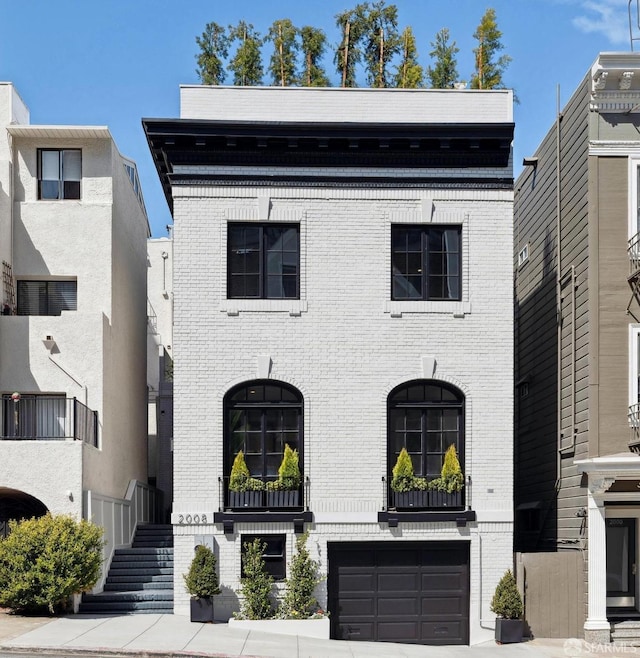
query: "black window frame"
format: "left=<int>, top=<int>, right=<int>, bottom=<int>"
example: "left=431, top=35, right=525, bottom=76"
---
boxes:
left=37, top=148, right=82, bottom=200
left=388, top=380, right=465, bottom=482
left=241, top=534, right=286, bottom=581
left=391, top=224, right=462, bottom=301
left=227, top=223, right=300, bottom=300
left=225, top=380, right=303, bottom=486
left=16, top=280, right=77, bottom=316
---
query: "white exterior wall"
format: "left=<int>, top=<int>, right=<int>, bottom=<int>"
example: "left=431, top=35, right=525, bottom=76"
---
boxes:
left=171, top=184, right=514, bottom=645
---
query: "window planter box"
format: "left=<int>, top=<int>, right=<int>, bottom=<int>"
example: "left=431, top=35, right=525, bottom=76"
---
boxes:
left=429, top=490, right=463, bottom=508
left=266, top=490, right=299, bottom=508
left=229, top=491, right=262, bottom=509
left=391, top=490, right=429, bottom=509
left=228, top=617, right=329, bottom=639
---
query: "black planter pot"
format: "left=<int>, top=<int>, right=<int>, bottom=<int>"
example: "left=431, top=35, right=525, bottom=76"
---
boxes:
left=266, top=489, right=299, bottom=508
left=495, top=618, right=523, bottom=644
left=190, top=597, right=214, bottom=623
left=229, top=491, right=263, bottom=509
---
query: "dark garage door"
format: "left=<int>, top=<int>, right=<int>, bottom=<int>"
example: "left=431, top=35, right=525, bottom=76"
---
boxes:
left=328, top=541, right=469, bottom=645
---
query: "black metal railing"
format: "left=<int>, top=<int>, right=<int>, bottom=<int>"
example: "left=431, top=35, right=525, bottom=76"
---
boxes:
left=629, top=403, right=640, bottom=452
left=0, top=395, right=98, bottom=446
left=629, top=233, right=640, bottom=276
left=218, top=476, right=308, bottom=512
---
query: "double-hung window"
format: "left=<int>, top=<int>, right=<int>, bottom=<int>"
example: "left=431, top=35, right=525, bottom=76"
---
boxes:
left=38, top=149, right=81, bottom=200
left=391, top=225, right=461, bottom=301
left=17, top=280, right=77, bottom=316
left=228, top=223, right=299, bottom=299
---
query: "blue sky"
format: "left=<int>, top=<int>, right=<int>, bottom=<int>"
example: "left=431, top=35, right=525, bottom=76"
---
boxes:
left=1, top=0, right=635, bottom=236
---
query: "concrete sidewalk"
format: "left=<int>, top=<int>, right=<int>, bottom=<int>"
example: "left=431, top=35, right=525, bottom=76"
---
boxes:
left=0, top=611, right=623, bottom=657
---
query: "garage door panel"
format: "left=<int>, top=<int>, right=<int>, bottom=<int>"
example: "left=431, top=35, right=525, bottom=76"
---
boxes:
left=338, top=597, right=375, bottom=616
left=377, top=548, right=421, bottom=566
left=377, top=572, right=419, bottom=592
left=378, top=596, right=419, bottom=615
left=339, top=572, right=375, bottom=592
left=421, top=547, right=467, bottom=566
left=422, top=570, right=465, bottom=591
left=421, top=620, right=464, bottom=644
left=336, top=622, right=374, bottom=641
left=422, top=595, right=465, bottom=615
left=378, top=621, right=419, bottom=642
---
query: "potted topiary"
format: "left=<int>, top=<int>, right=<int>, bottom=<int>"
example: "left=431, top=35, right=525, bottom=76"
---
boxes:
left=184, top=544, right=221, bottom=623
left=266, top=444, right=301, bottom=507
left=491, top=569, right=524, bottom=643
left=428, top=444, right=464, bottom=507
left=390, top=448, right=429, bottom=509
left=229, top=451, right=264, bottom=509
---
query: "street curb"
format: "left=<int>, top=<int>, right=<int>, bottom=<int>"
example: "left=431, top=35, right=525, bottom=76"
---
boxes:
left=0, top=646, right=263, bottom=658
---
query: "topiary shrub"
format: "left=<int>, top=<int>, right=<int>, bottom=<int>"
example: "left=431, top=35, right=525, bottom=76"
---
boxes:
left=267, top=444, right=301, bottom=491
left=277, top=531, right=323, bottom=619
left=429, top=444, right=464, bottom=493
left=229, top=451, right=264, bottom=492
left=0, top=514, right=104, bottom=614
left=184, top=545, right=221, bottom=599
left=391, top=447, right=427, bottom=492
left=236, top=538, right=274, bottom=620
left=490, top=569, right=523, bottom=619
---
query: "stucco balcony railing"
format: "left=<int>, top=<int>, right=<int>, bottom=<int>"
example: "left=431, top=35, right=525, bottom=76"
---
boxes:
left=629, top=403, right=640, bottom=453
left=0, top=395, right=98, bottom=447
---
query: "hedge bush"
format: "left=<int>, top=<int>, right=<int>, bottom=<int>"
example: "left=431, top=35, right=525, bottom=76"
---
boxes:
left=236, top=538, right=274, bottom=620
left=0, top=514, right=104, bottom=614
left=277, top=531, right=321, bottom=619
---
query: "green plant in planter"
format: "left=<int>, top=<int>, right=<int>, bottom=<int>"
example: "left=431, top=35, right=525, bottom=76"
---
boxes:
left=277, top=531, right=324, bottom=620
left=391, top=447, right=427, bottom=492
left=184, top=545, right=221, bottom=599
left=236, top=538, right=274, bottom=620
left=266, top=444, right=301, bottom=491
left=229, top=450, right=264, bottom=492
left=429, top=444, right=464, bottom=493
left=490, top=569, right=523, bottom=619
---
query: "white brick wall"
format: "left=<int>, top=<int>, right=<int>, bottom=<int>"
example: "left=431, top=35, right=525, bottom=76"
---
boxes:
left=172, top=183, right=514, bottom=644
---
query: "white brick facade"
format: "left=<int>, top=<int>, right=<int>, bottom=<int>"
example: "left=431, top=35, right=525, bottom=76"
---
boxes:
left=148, top=87, right=514, bottom=646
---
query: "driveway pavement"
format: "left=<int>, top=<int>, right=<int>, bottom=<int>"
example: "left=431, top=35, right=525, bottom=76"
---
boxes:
left=0, top=610, right=631, bottom=657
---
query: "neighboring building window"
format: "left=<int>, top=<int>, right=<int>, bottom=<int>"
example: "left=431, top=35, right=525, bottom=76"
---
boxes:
left=241, top=534, right=286, bottom=580
left=38, top=149, right=81, bottom=200
left=228, top=223, right=300, bottom=299
left=17, top=280, right=77, bottom=316
left=225, top=381, right=302, bottom=484
left=391, top=225, right=461, bottom=300
left=388, top=380, right=464, bottom=482
left=518, top=244, right=529, bottom=267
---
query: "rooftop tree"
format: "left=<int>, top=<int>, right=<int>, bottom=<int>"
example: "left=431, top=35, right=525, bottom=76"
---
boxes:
left=426, top=28, right=459, bottom=89
left=393, top=26, right=423, bottom=88
left=362, top=1, right=401, bottom=88
left=228, top=21, right=264, bottom=86
left=335, top=4, right=368, bottom=87
left=266, top=18, right=299, bottom=86
left=195, top=22, right=229, bottom=85
left=300, top=26, right=330, bottom=86
left=470, top=8, right=511, bottom=90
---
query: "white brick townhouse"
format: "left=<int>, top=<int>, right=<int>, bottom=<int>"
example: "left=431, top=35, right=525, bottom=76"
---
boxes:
left=144, top=85, right=515, bottom=646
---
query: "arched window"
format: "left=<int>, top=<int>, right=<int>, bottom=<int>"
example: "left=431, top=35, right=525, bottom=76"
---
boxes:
left=225, top=381, right=303, bottom=483
left=388, top=380, right=464, bottom=482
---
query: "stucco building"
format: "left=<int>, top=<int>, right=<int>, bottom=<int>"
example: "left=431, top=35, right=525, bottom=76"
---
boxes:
left=0, top=82, right=156, bottom=586
left=144, top=85, right=514, bottom=645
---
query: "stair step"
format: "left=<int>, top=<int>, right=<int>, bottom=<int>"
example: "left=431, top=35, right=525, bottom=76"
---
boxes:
left=132, top=540, right=173, bottom=548
left=83, top=591, right=173, bottom=603
left=108, top=560, right=174, bottom=569
left=108, top=567, right=173, bottom=577
left=104, top=581, right=173, bottom=591
left=78, top=601, right=173, bottom=613
left=106, top=574, right=172, bottom=584
left=114, top=548, right=173, bottom=559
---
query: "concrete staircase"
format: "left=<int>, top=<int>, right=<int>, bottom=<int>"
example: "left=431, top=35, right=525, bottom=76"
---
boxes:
left=79, top=524, right=173, bottom=614
left=611, top=620, right=640, bottom=646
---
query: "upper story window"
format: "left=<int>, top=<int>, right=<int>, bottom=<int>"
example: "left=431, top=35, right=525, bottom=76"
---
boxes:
left=228, top=223, right=299, bottom=299
left=17, top=280, right=77, bottom=316
left=391, top=225, right=461, bottom=301
left=38, top=149, right=81, bottom=200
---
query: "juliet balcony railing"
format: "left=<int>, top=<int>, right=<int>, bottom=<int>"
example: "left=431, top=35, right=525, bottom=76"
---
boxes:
left=0, top=395, right=98, bottom=447
left=628, top=233, right=640, bottom=313
left=383, top=476, right=466, bottom=511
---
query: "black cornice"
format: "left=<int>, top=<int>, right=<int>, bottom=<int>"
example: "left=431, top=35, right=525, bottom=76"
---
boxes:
left=142, top=118, right=514, bottom=212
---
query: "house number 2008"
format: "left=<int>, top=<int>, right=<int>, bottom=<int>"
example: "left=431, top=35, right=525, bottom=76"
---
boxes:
left=177, top=514, right=207, bottom=524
